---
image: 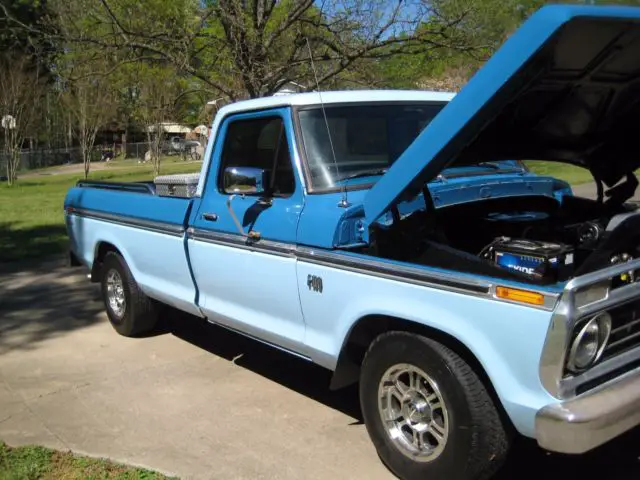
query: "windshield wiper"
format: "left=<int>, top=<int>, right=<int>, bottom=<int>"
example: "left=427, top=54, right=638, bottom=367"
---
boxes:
left=340, top=168, right=388, bottom=182
left=476, top=162, right=503, bottom=170
left=477, top=161, right=526, bottom=172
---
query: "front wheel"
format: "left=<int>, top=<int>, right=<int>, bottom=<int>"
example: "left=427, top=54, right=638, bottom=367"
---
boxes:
left=360, top=332, right=511, bottom=480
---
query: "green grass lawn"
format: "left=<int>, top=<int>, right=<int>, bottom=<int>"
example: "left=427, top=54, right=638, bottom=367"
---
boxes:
left=0, top=442, right=176, bottom=480
left=524, top=160, right=595, bottom=185
left=0, top=160, right=202, bottom=263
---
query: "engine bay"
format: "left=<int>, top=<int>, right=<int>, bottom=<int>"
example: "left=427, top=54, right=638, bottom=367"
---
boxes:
left=371, top=191, right=640, bottom=286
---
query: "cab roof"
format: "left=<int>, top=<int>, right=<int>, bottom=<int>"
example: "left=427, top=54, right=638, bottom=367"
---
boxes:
left=216, top=90, right=456, bottom=117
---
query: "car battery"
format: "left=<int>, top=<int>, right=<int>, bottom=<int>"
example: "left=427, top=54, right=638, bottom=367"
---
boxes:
left=486, top=238, right=574, bottom=282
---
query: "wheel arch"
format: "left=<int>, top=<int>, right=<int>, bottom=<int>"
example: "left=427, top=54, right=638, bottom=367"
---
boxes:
left=90, top=241, right=124, bottom=282
left=329, top=314, right=513, bottom=428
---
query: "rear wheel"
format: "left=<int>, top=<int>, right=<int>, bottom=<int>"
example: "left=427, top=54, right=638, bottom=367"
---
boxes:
left=100, top=251, right=158, bottom=337
left=360, top=331, right=510, bottom=480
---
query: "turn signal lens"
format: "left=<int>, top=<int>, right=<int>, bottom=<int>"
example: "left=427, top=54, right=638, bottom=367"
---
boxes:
left=495, top=286, right=545, bottom=306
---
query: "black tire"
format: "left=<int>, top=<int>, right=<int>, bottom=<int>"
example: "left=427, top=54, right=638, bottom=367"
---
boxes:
left=360, top=331, right=510, bottom=480
left=100, top=251, right=158, bottom=337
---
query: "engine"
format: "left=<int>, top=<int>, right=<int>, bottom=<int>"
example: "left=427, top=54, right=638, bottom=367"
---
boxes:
left=372, top=192, right=640, bottom=286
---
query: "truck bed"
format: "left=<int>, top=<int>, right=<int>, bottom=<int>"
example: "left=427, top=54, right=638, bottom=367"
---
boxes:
left=64, top=182, right=202, bottom=317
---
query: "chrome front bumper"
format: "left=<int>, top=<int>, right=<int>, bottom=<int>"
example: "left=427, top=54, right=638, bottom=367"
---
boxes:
left=536, top=369, right=640, bottom=454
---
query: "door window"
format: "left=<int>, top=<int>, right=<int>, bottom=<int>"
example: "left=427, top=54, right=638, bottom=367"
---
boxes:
left=218, top=116, right=295, bottom=196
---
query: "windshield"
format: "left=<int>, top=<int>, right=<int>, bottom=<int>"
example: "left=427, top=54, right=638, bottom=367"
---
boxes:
left=298, top=103, right=522, bottom=190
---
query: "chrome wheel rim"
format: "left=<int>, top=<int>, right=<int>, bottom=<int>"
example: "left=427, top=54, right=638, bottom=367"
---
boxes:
left=106, top=269, right=126, bottom=318
left=378, top=363, right=449, bottom=462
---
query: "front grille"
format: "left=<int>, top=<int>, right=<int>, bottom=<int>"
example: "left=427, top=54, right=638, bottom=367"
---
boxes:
left=602, top=299, right=640, bottom=361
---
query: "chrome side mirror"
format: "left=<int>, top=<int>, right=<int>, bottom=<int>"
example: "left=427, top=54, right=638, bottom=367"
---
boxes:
left=223, top=166, right=268, bottom=195
left=223, top=166, right=270, bottom=241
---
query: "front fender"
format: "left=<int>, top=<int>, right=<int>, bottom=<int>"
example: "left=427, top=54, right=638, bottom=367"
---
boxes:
left=297, top=260, right=558, bottom=437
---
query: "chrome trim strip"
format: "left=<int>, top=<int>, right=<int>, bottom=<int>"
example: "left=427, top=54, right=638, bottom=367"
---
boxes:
left=188, top=228, right=296, bottom=257
left=68, top=208, right=185, bottom=236
left=296, top=247, right=559, bottom=310
left=296, top=246, right=491, bottom=296
left=540, top=258, right=640, bottom=399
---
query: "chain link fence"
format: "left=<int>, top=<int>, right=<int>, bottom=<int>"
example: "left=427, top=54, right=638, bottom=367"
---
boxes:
left=0, top=137, right=207, bottom=176
left=0, top=142, right=157, bottom=174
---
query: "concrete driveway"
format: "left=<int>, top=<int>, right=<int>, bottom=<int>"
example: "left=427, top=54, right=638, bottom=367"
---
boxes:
left=2, top=259, right=640, bottom=479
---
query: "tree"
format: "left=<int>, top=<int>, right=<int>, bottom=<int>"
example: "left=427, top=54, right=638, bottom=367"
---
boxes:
left=61, top=57, right=116, bottom=178
left=131, top=64, right=193, bottom=176
left=0, top=0, right=46, bottom=55
left=31, top=0, right=490, bottom=99
left=361, top=0, right=640, bottom=91
left=0, top=53, right=43, bottom=185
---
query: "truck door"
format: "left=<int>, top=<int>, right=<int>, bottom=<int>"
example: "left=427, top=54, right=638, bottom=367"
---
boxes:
left=188, top=108, right=307, bottom=353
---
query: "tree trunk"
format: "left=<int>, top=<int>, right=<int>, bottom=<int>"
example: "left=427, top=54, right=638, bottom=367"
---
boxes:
left=145, top=129, right=153, bottom=165
left=66, top=111, right=72, bottom=153
left=83, top=144, right=90, bottom=179
left=3, top=129, right=8, bottom=186
left=152, top=129, right=162, bottom=177
left=81, top=127, right=90, bottom=179
left=5, top=127, right=20, bottom=186
left=7, top=148, right=19, bottom=186
left=5, top=153, right=12, bottom=186
left=122, top=129, right=127, bottom=159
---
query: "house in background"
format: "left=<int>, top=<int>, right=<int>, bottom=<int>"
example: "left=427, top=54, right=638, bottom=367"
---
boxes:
left=146, top=122, right=192, bottom=137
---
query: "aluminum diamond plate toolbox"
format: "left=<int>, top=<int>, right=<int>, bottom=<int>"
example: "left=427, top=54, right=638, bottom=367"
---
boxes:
left=154, top=173, right=200, bottom=197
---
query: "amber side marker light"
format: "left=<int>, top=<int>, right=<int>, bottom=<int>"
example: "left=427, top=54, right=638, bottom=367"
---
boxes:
left=495, top=286, right=545, bottom=306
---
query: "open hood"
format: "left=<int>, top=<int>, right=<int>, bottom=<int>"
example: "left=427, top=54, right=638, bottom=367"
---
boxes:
left=365, top=5, right=640, bottom=223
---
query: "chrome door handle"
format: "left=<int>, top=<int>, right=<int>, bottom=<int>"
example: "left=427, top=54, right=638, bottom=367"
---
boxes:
left=202, top=213, right=218, bottom=222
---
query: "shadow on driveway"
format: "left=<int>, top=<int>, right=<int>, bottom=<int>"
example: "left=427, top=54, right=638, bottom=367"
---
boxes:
left=0, top=257, right=105, bottom=354
left=166, top=311, right=363, bottom=422
left=166, top=311, right=640, bottom=480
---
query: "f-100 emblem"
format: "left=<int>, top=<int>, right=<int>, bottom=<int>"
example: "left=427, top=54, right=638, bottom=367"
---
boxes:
left=307, top=275, right=323, bottom=293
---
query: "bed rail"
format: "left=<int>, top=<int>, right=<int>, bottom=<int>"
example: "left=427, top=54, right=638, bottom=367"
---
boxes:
left=75, top=180, right=156, bottom=195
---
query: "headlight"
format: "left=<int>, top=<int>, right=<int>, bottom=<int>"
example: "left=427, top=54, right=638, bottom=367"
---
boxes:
left=567, top=313, right=612, bottom=372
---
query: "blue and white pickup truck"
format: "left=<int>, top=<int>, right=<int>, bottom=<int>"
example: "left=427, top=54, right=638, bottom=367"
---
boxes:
left=65, top=5, right=640, bottom=479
